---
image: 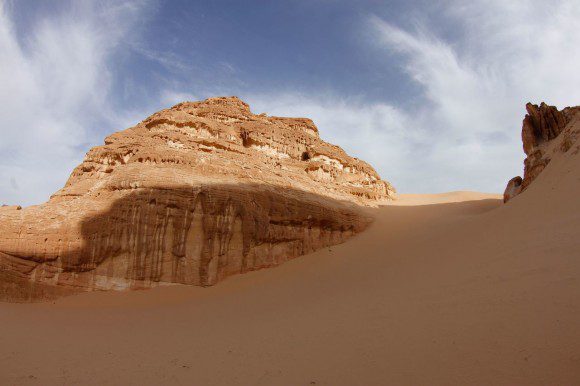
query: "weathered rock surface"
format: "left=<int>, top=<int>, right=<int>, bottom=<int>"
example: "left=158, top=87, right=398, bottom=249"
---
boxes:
left=0, top=96, right=395, bottom=301
left=503, top=176, right=523, bottom=204
left=504, top=102, right=580, bottom=202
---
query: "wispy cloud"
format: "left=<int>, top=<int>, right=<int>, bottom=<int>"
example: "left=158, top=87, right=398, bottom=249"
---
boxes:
left=0, top=0, right=152, bottom=206
left=365, top=0, right=580, bottom=192
left=131, top=43, right=195, bottom=74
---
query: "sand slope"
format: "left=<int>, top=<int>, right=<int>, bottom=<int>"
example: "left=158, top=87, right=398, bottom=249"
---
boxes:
left=0, top=147, right=579, bottom=385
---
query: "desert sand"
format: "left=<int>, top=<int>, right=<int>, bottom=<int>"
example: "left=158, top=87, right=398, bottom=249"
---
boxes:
left=1, top=177, right=579, bottom=384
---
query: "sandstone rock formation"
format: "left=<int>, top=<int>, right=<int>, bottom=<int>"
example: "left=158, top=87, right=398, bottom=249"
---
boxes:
left=504, top=102, right=580, bottom=202
left=0, top=96, right=395, bottom=301
left=503, top=176, right=523, bottom=203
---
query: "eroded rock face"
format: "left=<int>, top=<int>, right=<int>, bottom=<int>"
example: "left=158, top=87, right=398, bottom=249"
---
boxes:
left=0, top=96, right=395, bottom=301
left=521, top=102, right=567, bottom=154
left=504, top=102, right=580, bottom=202
left=503, top=176, right=522, bottom=203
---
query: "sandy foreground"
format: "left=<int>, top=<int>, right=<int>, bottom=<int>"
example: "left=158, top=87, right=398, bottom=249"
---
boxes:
left=1, top=181, right=579, bottom=385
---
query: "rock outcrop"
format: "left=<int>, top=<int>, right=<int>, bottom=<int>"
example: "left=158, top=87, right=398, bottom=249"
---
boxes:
left=504, top=102, right=580, bottom=202
left=0, top=96, right=395, bottom=301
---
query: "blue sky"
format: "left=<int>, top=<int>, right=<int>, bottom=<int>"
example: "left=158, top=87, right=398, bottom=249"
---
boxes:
left=2, top=0, right=580, bottom=206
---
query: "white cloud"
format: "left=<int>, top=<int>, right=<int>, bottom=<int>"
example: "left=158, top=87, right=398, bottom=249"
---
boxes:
left=0, top=0, right=150, bottom=206
left=365, top=0, right=580, bottom=193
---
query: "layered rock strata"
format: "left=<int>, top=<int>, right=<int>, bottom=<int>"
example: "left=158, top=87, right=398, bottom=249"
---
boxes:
left=0, top=96, right=395, bottom=300
left=504, top=102, right=580, bottom=202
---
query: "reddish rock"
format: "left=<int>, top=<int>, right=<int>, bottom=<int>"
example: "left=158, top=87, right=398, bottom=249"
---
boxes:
left=0, top=96, right=395, bottom=300
left=503, top=176, right=522, bottom=203
left=521, top=102, right=568, bottom=155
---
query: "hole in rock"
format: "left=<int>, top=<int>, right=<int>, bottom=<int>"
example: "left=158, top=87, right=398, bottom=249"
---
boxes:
left=240, top=131, right=251, bottom=147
